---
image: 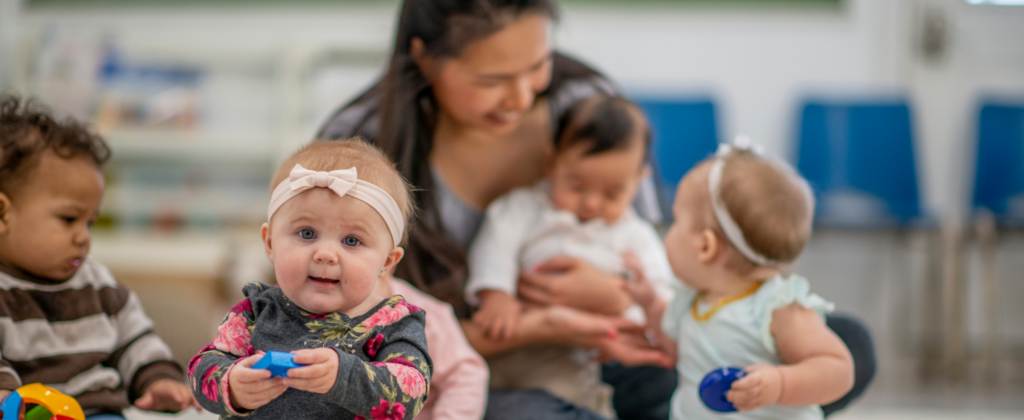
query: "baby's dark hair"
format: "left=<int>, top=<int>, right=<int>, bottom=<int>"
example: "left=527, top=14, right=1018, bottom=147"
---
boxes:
left=555, top=95, right=651, bottom=163
left=0, top=95, right=111, bottom=196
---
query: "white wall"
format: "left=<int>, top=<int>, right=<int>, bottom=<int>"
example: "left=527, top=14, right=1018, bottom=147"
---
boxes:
left=12, top=0, right=1024, bottom=218
left=558, top=0, right=1024, bottom=220
left=905, top=0, right=1024, bottom=219
left=558, top=0, right=904, bottom=154
left=0, top=0, right=21, bottom=92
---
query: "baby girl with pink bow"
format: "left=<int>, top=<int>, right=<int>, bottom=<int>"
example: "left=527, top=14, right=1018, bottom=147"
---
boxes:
left=188, top=140, right=432, bottom=420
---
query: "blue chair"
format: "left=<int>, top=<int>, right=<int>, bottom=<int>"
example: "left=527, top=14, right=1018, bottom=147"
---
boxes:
left=635, top=98, right=720, bottom=220
left=968, top=101, right=1024, bottom=383
left=794, top=98, right=927, bottom=395
left=972, top=102, right=1024, bottom=226
left=794, top=98, right=924, bottom=227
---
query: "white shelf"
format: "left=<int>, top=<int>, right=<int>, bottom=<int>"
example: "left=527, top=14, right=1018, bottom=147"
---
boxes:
left=105, top=128, right=276, bottom=164
left=89, top=230, right=232, bottom=278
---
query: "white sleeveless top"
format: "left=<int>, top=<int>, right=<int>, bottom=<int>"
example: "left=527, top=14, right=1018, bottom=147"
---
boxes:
left=663, top=275, right=834, bottom=420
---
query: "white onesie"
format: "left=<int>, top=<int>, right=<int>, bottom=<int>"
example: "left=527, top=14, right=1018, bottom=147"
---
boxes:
left=466, top=181, right=675, bottom=417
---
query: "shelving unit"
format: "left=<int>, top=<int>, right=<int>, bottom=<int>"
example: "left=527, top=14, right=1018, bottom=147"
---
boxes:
left=103, top=129, right=275, bottom=162
left=10, top=6, right=392, bottom=361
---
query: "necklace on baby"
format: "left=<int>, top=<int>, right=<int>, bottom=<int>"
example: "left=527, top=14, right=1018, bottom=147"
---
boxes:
left=691, top=281, right=764, bottom=323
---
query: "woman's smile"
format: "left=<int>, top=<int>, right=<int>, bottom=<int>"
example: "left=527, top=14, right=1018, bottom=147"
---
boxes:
left=486, top=111, right=523, bottom=126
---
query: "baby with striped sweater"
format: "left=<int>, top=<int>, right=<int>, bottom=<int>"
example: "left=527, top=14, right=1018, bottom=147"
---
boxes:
left=0, top=96, right=195, bottom=419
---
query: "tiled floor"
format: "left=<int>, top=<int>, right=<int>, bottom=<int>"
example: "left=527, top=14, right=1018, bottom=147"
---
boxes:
left=124, top=408, right=214, bottom=420
left=831, top=409, right=1024, bottom=420
left=126, top=406, right=1024, bottom=420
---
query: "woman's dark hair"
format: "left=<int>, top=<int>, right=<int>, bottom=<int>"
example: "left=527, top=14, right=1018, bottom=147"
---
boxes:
left=0, top=95, right=111, bottom=196
left=555, top=95, right=652, bottom=162
left=376, top=0, right=564, bottom=315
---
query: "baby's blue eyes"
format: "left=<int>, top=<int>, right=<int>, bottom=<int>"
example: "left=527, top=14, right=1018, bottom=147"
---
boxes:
left=297, top=229, right=360, bottom=247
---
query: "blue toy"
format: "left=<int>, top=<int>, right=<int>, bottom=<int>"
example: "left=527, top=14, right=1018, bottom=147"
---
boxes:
left=251, top=351, right=306, bottom=378
left=699, top=367, right=747, bottom=413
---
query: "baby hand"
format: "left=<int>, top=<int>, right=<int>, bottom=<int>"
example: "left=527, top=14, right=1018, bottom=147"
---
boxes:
left=135, top=378, right=200, bottom=413
left=473, top=290, right=522, bottom=341
left=228, top=353, right=289, bottom=411
left=727, top=364, right=783, bottom=411
left=621, top=251, right=657, bottom=308
left=285, top=348, right=340, bottom=395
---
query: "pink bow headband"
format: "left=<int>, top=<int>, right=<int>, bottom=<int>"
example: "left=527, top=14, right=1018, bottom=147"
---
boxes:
left=267, top=164, right=405, bottom=247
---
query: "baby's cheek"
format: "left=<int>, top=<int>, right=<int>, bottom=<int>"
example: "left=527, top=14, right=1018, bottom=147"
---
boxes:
left=604, top=201, right=629, bottom=221
left=342, top=261, right=379, bottom=299
left=345, top=269, right=375, bottom=296
left=274, top=256, right=307, bottom=290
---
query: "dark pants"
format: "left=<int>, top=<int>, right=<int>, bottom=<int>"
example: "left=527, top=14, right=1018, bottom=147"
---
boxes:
left=486, top=314, right=875, bottom=420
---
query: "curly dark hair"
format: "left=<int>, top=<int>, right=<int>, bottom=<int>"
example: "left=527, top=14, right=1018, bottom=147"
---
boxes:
left=0, top=95, right=111, bottom=196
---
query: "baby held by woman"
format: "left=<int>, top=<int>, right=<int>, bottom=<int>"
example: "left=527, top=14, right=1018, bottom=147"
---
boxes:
left=466, top=95, right=674, bottom=417
left=627, top=138, right=855, bottom=419
left=189, top=141, right=432, bottom=420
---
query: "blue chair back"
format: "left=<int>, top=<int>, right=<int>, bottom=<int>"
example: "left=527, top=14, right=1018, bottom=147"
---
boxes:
left=972, top=102, right=1024, bottom=218
left=635, top=98, right=720, bottom=216
left=795, top=99, right=922, bottom=224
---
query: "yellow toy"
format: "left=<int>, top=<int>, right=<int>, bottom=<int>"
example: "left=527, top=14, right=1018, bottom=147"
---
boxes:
left=1, top=383, right=84, bottom=420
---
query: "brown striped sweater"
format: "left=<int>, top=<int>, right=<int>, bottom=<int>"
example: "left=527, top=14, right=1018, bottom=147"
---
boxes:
left=0, top=258, right=184, bottom=415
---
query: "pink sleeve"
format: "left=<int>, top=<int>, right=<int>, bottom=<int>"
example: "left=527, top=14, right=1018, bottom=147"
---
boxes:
left=390, top=280, right=490, bottom=420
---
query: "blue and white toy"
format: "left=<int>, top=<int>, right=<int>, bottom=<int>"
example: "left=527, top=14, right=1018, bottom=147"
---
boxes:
left=699, top=367, right=747, bottom=413
left=251, top=351, right=306, bottom=378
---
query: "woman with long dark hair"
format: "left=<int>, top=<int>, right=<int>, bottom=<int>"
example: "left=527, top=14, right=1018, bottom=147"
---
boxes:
left=319, top=1, right=874, bottom=418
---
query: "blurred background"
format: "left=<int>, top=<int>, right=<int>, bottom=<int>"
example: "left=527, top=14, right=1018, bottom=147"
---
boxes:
left=1, top=0, right=1022, bottom=418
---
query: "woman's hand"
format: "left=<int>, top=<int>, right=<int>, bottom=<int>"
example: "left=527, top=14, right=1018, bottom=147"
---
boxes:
left=286, top=349, right=340, bottom=395
left=518, top=256, right=633, bottom=315
left=594, top=331, right=674, bottom=369
left=464, top=304, right=671, bottom=368
left=548, top=305, right=673, bottom=368
left=135, top=378, right=201, bottom=413
left=463, top=305, right=613, bottom=358
left=228, top=354, right=289, bottom=411
left=541, top=305, right=625, bottom=347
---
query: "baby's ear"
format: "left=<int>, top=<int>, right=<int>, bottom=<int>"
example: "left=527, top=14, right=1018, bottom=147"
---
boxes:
left=260, top=223, right=273, bottom=262
left=383, top=247, right=405, bottom=276
left=696, top=228, right=720, bottom=264
left=0, top=192, right=11, bottom=234
left=410, top=38, right=436, bottom=80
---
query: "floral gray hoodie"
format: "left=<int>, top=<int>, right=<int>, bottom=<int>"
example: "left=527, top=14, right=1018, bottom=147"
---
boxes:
left=188, top=282, right=431, bottom=420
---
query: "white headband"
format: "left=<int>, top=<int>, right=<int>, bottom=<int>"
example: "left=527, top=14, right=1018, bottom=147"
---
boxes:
left=268, top=164, right=405, bottom=247
left=707, top=135, right=813, bottom=267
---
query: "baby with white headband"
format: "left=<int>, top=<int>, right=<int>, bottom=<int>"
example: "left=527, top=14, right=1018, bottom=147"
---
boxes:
left=189, top=140, right=431, bottom=420
left=624, top=137, right=854, bottom=420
